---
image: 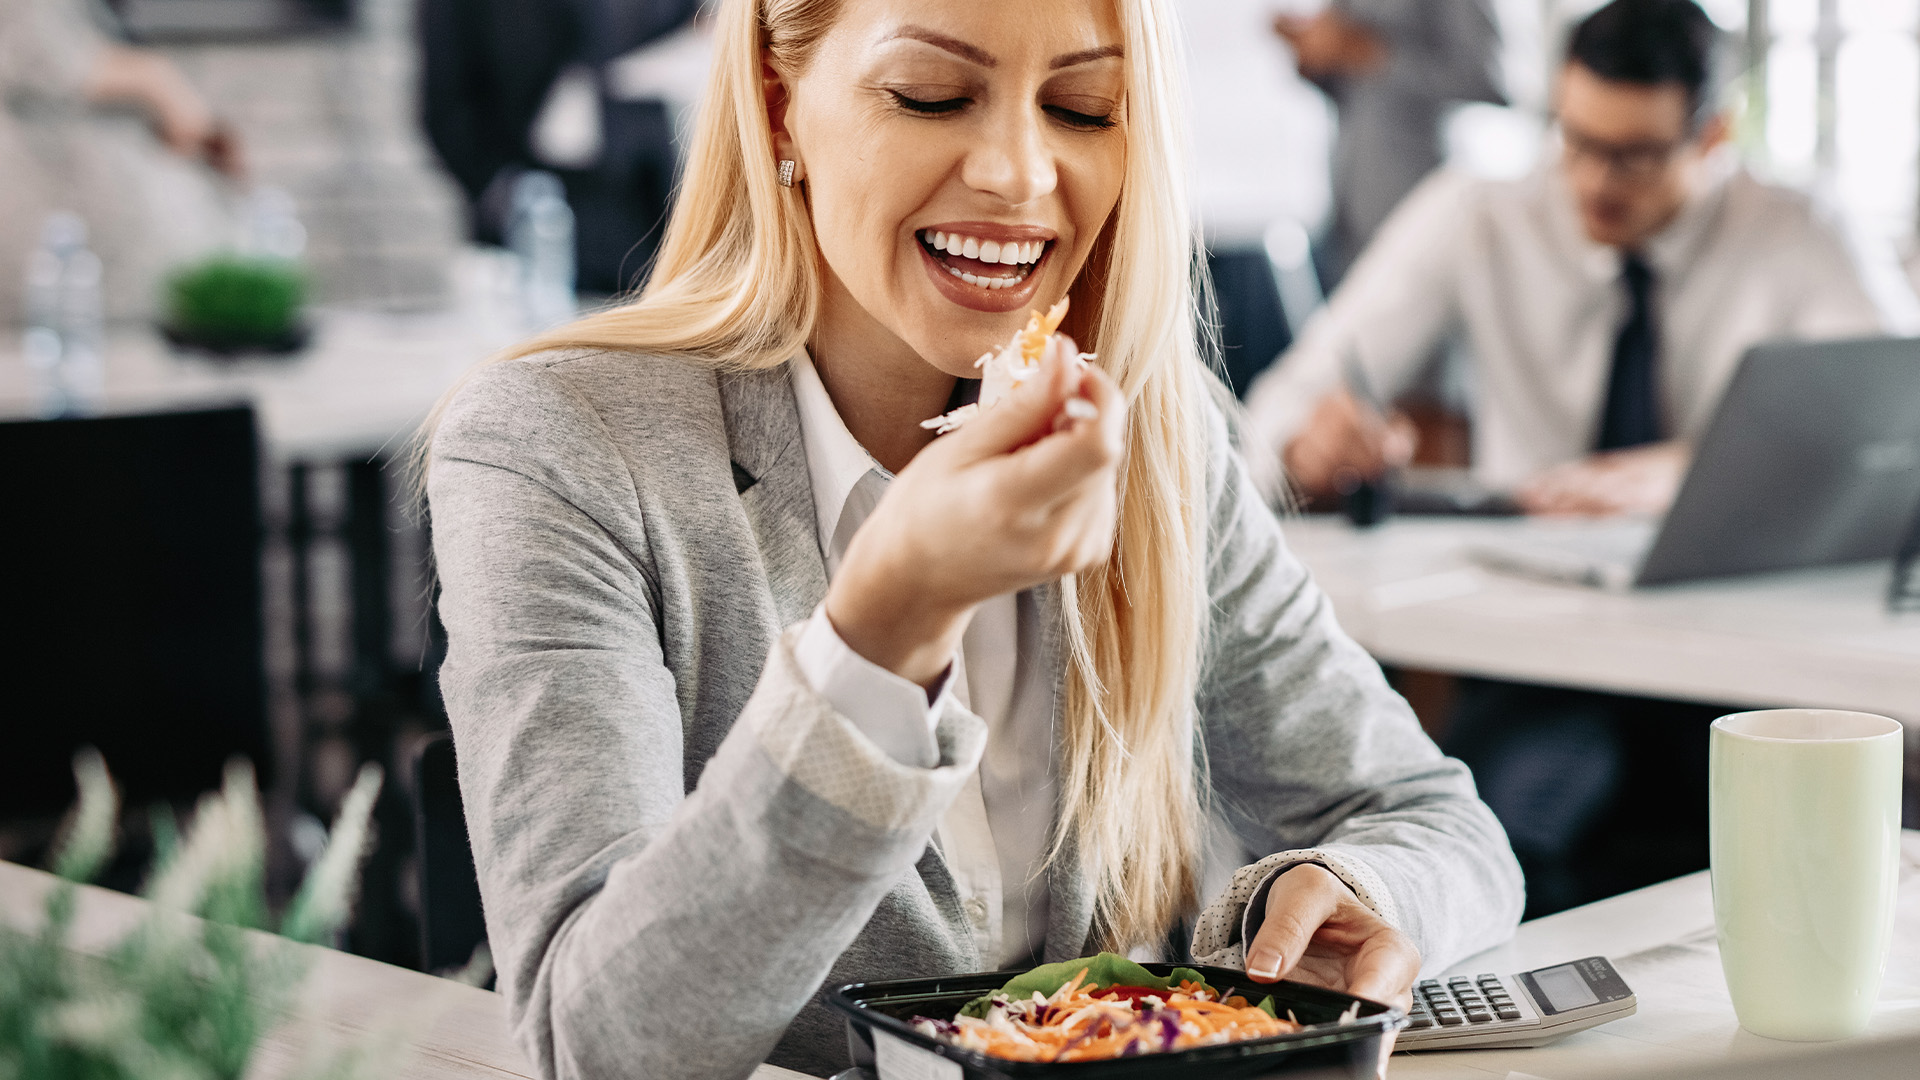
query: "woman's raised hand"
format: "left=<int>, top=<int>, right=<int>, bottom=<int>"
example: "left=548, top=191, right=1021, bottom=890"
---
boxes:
left=825, top=335, right=1125, bottom=688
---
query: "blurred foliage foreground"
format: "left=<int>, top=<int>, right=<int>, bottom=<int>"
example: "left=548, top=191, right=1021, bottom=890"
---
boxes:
left=0, top=752, right=393, bottom=1080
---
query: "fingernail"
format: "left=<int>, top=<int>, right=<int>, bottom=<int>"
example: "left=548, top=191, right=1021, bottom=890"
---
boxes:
left=1063, top=398, right=1098, bottom=421
left=1247, top=953, right=1282, bottom=980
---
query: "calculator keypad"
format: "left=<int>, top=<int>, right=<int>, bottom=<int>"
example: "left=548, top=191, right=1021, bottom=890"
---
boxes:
left=1407, top=974, right=1522, bottom=1030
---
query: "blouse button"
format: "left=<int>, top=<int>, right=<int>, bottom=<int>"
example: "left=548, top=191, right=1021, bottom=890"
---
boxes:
left=964, top=897, right=989, bottom=925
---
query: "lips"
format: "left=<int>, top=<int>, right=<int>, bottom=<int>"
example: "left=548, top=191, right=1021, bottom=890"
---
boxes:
left=916, top=222, right=1057, bottom=313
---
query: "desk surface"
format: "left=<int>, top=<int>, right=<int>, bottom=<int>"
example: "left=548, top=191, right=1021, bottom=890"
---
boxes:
left=0, top=860, right=808, bottom=1080
left=6, top=837, right=1917, bottom=1080
left=1282, top=515, right=1920, bottom=725
left=1395, top=829, right=1920, bottom=1079
left=0, top=252, right=520, bottom=461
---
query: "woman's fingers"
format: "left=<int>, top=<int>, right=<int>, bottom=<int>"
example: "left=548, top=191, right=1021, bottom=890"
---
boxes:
left=1341, top=927, right=1421, bottom=1010
left=1246, top=865, right=1346, bottom=981
left=1246, top=864, right=1421, bottom=1010
left=996, top=349, right=1124, bottom=508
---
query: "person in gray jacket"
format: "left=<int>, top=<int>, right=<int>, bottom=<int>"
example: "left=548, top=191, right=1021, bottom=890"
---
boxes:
left=1275, top=0, right=1505, bottom=282
left=425, top=1, right=1523, bottom=1077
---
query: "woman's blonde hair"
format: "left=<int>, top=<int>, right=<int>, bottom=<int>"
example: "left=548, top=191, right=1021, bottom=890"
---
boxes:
left=446, top=0, right=1211, bottom=950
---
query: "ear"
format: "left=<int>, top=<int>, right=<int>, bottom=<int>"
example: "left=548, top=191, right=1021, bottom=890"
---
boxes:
left=762, top=53, right=806, bottom=184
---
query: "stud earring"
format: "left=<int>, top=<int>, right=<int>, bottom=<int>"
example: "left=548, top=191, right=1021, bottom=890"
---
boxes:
left=778, top=159, right=796, bottom=188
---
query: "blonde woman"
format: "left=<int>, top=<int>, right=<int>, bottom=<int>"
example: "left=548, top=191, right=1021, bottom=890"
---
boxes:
left=425, top=0, right=1523, bottom=1076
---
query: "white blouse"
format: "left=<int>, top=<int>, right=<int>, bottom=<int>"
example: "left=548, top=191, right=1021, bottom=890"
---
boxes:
left=788, top=352, right=1055, bottom=967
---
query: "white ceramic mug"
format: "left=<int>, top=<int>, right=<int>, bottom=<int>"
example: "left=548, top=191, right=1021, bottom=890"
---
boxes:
left=1709, top=709, right=1904, bottom=1041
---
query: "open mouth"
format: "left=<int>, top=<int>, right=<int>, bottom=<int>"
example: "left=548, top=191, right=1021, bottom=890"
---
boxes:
left=918, top=229, right=1051, bottom=291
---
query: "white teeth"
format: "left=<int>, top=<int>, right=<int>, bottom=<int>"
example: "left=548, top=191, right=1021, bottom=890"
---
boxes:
left=924, top=231, right=1049, bottom=268
left=944, top=262, right=1032, bottom=289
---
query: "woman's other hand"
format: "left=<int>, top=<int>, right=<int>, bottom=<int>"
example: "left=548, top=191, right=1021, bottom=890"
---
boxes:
left=1245, top=864, right=1419, bottom=1013
left=825, top=334, right=1124, bottom=687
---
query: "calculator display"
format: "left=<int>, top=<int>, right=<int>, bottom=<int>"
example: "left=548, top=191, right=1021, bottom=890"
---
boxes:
left=1530, top=963, right=1599, bottom=1011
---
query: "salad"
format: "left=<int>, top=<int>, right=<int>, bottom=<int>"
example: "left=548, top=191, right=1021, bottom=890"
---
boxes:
left=910, top=953, right=1300, bottom=1063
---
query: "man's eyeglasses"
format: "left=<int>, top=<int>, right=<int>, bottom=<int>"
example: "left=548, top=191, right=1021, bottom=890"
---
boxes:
left=1558, top=125, right=1690, bottom=182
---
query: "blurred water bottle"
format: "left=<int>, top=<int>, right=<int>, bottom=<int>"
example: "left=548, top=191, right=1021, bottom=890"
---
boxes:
left=238, top=186, right=308, bottom=261
left=507, top=171, right=576, bottom=331
left=21, top=212, right=104, bottom=417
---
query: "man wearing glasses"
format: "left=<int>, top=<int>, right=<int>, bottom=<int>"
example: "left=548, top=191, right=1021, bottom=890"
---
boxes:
left=1246, top=0, right=1913, bottom=517
left=1242, top=0, right=1917, bottom=918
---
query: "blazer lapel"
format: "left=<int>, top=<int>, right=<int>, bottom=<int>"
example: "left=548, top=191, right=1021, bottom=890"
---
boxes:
left=719, top=364, right=828, bottom=628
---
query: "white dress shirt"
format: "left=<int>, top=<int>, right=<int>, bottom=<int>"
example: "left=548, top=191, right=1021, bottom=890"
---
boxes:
left=788, top=353, right=1054, bottom=967
left=1246, top=159, right=1918, bottom=489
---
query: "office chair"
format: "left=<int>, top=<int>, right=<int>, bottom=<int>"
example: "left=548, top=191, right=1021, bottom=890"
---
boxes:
left=412, top=731, right=489, bottom=978
left=0, top=405, right=270, bottom=819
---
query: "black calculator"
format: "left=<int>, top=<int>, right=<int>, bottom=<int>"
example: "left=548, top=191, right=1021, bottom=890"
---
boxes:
left=1396, top=956, right=1635, bottom=1050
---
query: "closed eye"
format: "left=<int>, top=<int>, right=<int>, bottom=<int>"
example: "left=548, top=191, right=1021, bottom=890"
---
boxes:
left=1045, top=104, right=1116, bottom=129
left=888, top=90, right=969, bottom=116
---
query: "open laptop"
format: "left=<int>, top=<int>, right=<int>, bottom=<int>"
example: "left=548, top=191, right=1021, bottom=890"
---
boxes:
left=1469, top=336, right=1920, bottom=589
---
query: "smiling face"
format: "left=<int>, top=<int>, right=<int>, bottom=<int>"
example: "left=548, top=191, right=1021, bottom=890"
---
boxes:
left=772, top=0, right=1128, bottom=380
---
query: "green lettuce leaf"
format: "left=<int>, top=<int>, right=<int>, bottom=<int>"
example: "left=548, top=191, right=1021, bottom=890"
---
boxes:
left=959, top=953, right=1214, bottom=1018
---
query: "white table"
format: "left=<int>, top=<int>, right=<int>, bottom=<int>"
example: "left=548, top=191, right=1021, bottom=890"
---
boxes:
left=0, top=860, right=809, bottom=1080
left=1394, top=830, right=1920, bottom=1079
left=7, top=837, right=1916, bottom=1080
left=1281, top=515, right=1920, bottom=726
left=0, top=252, right=527, bottom=462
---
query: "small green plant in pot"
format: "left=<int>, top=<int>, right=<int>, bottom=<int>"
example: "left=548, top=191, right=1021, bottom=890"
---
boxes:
left=0, top=752, right=399, bottom=1080
left=162, top=257, right=309, bottom=356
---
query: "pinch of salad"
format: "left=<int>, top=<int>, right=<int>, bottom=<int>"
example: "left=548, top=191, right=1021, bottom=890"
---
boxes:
left=923, top=297, right=1098, bottom=435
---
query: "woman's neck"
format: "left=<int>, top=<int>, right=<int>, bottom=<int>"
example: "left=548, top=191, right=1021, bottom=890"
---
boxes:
left=809, top=295, right=956, bottom=475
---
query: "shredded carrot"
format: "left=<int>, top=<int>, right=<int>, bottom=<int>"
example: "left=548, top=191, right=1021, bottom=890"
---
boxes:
left=917, top=965, right=1300, bottom=1063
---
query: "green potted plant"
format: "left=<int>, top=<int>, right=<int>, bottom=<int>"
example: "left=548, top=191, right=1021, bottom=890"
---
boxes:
left=0, top=753, right=400, bottom=1079
left=161, top=256, right=310, bottom=357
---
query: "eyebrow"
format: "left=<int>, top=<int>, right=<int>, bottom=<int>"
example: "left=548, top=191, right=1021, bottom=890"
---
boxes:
left=1051, top=45, right=1123, bottom=70
left=884, top=26, right=1123, bottom=71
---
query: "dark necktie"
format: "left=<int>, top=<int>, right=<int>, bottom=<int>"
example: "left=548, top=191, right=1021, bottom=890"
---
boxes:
left=1596, top=254, right=1661, bottom=451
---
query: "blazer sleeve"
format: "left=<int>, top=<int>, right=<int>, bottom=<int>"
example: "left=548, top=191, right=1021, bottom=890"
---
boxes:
left=1192, top=395, right=1524, bottom=974
left=429, top=358, right=986, bottom=1080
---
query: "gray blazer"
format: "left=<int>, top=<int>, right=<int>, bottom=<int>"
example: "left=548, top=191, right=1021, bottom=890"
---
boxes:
left=428, top=348, right=1523, bottom=1080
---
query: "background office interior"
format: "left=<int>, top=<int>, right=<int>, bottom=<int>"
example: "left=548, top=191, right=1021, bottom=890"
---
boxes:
left=4, top=0, right=1919, bottom=974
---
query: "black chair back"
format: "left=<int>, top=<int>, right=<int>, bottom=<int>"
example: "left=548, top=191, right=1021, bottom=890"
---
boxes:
left=412, top=730, right=488, bottom=976
left=0, top=405, right=268, bottom=817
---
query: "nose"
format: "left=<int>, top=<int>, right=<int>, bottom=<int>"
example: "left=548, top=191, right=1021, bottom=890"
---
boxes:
left=961, top=100, right=1059, bottom=208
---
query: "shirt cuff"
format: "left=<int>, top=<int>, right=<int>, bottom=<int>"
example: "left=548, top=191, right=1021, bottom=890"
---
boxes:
left=792, top=605, right=950, bottom=769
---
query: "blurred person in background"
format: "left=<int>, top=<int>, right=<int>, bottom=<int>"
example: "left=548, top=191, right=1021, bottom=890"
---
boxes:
left=1249, top=0, right=1918, bottom=915
left=1250, top=0, right=1911, bottom=517
left=420, top=0, right=705, bottom=295
left=1, top=0, right=243, bottom=322
left=1274, top=0, right=1505, bottom=285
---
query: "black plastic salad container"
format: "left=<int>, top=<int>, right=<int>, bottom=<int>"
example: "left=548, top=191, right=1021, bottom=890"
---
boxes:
left=828, top=963, right=1405, bottom=1080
